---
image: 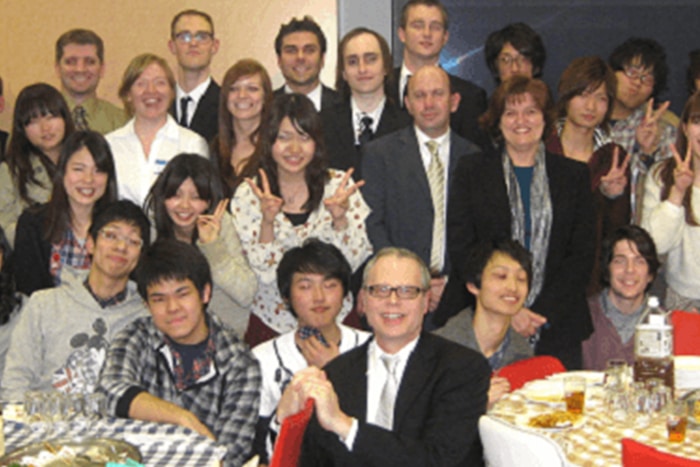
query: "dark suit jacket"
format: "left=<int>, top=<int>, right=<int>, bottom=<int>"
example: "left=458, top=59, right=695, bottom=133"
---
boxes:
left=321, top=100, right=411, bottom=178
left=441, top=149, right=595, bottom=355
left=169, top=80, right=220, bottom=144
left=0, top=130, right=8, bottom=162
left=14, top=204, right=53, bottom=296
left=274, top=84, right=340, bottom=112
left=300, top=333, right=490, bottom=466
left=390, top=67, right=488, bottom=149
left=361, top=126, right=480, bottom=273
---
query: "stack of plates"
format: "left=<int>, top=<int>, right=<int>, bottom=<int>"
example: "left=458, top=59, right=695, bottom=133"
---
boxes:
left=675, top=356, right=700, bottom=390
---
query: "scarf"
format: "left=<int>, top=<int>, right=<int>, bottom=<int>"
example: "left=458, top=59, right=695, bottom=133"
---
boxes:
left=502, top=142, right=552, bottom=307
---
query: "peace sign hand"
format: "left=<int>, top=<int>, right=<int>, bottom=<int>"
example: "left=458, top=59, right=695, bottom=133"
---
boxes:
left=600, top=146, right=631, bottom=198
left=323, top=168, right=365, bottom=229
left=670, top=143, right=694, bottom=201
left=246, top=169, right=283, bottom=225
left=636, top=99, right=670, bottom=155
left=197, top=199, right=229, bottom=244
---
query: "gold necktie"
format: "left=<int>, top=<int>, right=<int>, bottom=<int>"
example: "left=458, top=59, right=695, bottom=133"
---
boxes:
left=426, top=140, right=445, bottom=273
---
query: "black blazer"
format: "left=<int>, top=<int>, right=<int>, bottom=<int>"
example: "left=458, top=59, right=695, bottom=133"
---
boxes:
left=390, top=67, right=488, bottom=149
left=14, top=204, right=53, bottom=296
left=300, top=333, right=490, bottom=466
left=321, top=100, right=411, bottom=179
left=169, top=80, right=220, bottom=144
left=273, top=84, right=340, bottom=112
left=441, top=149, right=595, bottom=351
left=361, top=125, right=479, bottom=273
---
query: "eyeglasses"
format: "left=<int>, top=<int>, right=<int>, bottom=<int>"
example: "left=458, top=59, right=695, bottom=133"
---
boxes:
left=364, top=285, right=426, bottom=300
left=498, top=54, right=531, bottom=68
left=98, top=228, right=143, bottom=249
left=622, top=66, right=655, bottom=86
left=174, top=31, right=214, bottom=44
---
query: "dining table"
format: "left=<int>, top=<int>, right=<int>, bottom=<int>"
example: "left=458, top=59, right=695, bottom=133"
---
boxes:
left=489, top=370, right=700, bottom=466
left=2, top=416, right=228, bottom=466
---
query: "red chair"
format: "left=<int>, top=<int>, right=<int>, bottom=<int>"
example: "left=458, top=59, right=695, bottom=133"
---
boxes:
left=621, top=438, right=700, bottom=466
left=671, top=310, right=700, bottom=356
left=497, top=356, right=566, bottom=391
left=270, top=398, right=315, bottom=467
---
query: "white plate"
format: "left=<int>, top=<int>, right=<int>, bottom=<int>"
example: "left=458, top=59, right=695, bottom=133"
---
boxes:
left=547, top=371, right=605, bottom=386
left=516, top=412, right=586, bottom=432
left=521, top=380, right=564, bottom=405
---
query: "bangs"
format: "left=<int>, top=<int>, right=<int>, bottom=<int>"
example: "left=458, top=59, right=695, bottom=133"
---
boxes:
left=19, top=101, right=61, bottom=127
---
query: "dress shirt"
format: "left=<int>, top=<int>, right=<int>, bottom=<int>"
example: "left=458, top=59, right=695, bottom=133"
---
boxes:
left=284, top=82, right=323, bottom=111
left=398, top=63, right=413, bottom=107
left=175, top=77, right=212, bottom=126
left=62, top=94, right=127, bottom=135
left=350, top=96, right=386, bottom=145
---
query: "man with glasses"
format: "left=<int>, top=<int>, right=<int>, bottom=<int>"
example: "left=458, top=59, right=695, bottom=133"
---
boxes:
left=391, top=0, right=487, bottom=148
left=273, top=247, right=489, bottom=466
left=608, top=37, right=677, bottom=221
left=2, top=201, right=150, bottom=400
left=55, top=29, right=127, bottom=134
left=168, top=9, right=220, bottom=142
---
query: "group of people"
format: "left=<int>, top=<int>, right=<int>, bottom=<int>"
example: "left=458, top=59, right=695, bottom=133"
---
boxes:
left=0, top=0, right=698, bottom=465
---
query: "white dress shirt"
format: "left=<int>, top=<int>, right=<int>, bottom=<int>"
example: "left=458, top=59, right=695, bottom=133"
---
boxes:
left=175, top=77, right=212, bottom=126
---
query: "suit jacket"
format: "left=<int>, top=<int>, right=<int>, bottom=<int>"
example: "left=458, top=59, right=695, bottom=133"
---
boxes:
left=321, top=100, right=411, bottom=178
left=169, top=80, right=220, bottom=144
left=440, top=148, right=595, bottom=352
left=273, top=84, right=340, bottom=112
left=390, top=67, right=488, bottom=149
left=0, top=130, right=8, bottom=162
left=14, top=204, right=53, bottom=296
left=300, top=333, right=490, bottom=466
left=361, top=126, right=480, bottom=273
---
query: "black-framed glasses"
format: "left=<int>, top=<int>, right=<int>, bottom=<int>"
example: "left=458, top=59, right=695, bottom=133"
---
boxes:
left=364, top=285, right=426, bottom=300
left=498, top=54, right=531, bottom=68
left=622, top=66, right=654, bottom=86
left=174, top=31, right=213, bottom=44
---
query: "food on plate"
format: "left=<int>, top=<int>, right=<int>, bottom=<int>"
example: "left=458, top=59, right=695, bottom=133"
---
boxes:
left=528, top=411, right=581, bottom=429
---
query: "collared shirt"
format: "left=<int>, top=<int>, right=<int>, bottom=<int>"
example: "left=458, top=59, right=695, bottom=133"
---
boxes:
left=350, top=96, right=386, bottom=145
left=50, top=229, right=90, bottom=285
left=62, top=93, right=127, bottom=135
left=398, top=63, right=413, bottom=108
left=284, top=82, right=323, bottom=111
left=98, top=311, right=261, bottom=466
left=175, top=77, right=212, bottom=126
left=83, top=278, right=128, bottom=309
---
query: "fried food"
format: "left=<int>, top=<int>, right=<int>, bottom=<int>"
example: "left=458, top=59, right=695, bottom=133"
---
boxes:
left=528, top=411, right=581, bottom=429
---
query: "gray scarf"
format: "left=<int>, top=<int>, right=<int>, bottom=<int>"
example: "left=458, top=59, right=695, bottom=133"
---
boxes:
left=502, top=142, right=552, bottom=307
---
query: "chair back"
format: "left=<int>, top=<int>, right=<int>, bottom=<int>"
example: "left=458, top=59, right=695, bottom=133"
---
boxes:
left=479, top=415, right=567, bottom=467
left=621, top=438, right=700, bottom=466
left=671, top=310, right=700, bottom=356
left=498, top=356, right=566, bottom=391
left=270, top=398, right=315, bottom=467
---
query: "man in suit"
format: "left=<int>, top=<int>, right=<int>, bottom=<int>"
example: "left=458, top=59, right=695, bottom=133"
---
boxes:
left=362, top=65, right=480, bottom=315
left=391, top=0, right=487, bottom=148
left=275, top=247, right=490, bottom=466
left=321, top=28, right=410, bottom=178
left=168, top=9, right=220, bottom=143
left=273, top=16, right=339, bottom=112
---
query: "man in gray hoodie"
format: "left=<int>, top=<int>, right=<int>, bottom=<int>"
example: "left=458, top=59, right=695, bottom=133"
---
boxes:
left=2, top=201, right=150, bottom=400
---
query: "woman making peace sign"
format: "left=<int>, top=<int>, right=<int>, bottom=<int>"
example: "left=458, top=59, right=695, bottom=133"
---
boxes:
left=232, top=94, right=372, bottom=346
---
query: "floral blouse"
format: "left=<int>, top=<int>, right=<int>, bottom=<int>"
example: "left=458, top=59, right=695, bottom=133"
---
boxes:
left=231, top=169, right=372, bottom=333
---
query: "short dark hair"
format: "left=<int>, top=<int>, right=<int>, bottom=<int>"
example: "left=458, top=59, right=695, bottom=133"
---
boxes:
left=687, top=49, right=700, bottom=95
left=55, top=29, right=104, bottom=63
left=277, top=239, right=351, bottom=317
left=600, top=225, right=660, bottom=290
left=135, top=239, right=212, bottom=302
left=557, top=56, right=617, bottom=132
left=335, top=27, right=395, bottom=103
left=274, top=16, right=327, bottom=56
left=170, top=9, right=215, bottom=38
left=465, top=239, right=532, bottom=290
left=88, top=200, right=151, bottom=248
left=608, top=37, right=668, bottom=99
left=484, top=22, right=546, bottom=83
left=400, top=0, right=449, bottom=30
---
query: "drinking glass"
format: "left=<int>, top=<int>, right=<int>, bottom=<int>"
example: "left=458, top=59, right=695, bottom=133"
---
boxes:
left=629, top=382, right=651, bottom=428
left=605, top=359, right=627, bottom=392
left=564, top=376, right=586, bottom=414
left=23, top=391, right=49, bottom=434
left=606, top=388, right=630, bottom=423
left=667, top=401, right=688, bottom=443
left=83, top=392, right=107, bottom=431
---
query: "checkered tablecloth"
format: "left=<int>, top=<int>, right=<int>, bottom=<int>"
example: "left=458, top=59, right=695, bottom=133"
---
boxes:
left=4, top=418, right=227, bottom=466
left=490, top=383, right=700, bottom=466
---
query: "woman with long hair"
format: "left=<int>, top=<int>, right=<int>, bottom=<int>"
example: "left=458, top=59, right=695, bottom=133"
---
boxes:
left=642, top=91, right=700, bottom=310
left=232, top=93, right=372, bottom=346
left=14, top=131, right=117, bottom=295
left=0, top=83, right=75, bottom=247
left=211, top=59, right=273, bottom=197
left=107, top=54, right=208, bottom=206
left=144, top=153, right=257, bottom=335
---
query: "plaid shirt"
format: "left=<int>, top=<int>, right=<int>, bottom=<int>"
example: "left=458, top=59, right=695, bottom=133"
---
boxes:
left=98, top=311, right=261, bottom=467
left=50, top=229, right=91, bottom=285
left=609, top=106, right=677, bottom=221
